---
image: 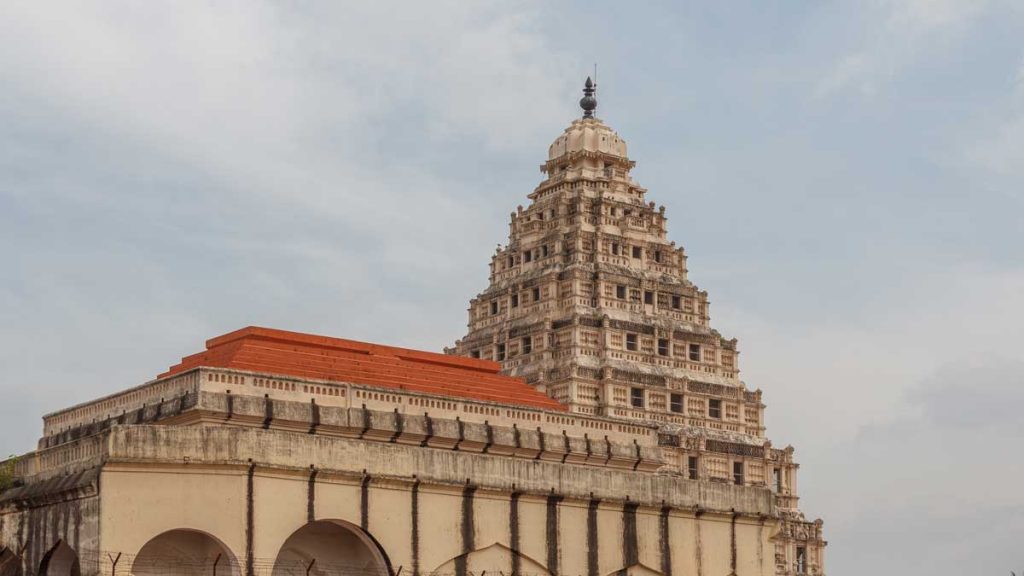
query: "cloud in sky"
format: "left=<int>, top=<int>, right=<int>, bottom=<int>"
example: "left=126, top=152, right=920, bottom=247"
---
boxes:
left=1, top=3, right=1022, bottom=575
left=814, top=0, right=994, bottom=98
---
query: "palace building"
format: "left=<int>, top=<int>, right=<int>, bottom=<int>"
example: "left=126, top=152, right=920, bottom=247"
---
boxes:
left=0, top=79, right=825, bottom=576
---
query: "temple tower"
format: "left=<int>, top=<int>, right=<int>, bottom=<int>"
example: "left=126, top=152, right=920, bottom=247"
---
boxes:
left=450, top=78, right=827, bottom=576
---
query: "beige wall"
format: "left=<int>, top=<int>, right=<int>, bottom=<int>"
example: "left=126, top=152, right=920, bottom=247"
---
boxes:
left=7, top=408, right=784, bottom=576
left=92, top=431, right=777, bottom=576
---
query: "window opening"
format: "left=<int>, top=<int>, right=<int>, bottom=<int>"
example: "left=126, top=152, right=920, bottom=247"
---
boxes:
left=688, top=343, right=701, bottom=361
left=625, top=333, right=638, bottom=351
left=630, top=387, right=644, bottom=408
left=670, top=393, right=684, bottom=413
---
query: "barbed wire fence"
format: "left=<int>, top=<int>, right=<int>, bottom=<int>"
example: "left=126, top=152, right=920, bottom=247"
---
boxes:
left=1, top=549, right=554, bottom=576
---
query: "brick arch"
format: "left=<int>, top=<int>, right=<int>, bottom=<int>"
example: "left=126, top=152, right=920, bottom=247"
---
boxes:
left=132, top=529, right=240, bottom=576
left=271, top=519, right=391, bottom=576
left=430, top=543, right=551, bottom=576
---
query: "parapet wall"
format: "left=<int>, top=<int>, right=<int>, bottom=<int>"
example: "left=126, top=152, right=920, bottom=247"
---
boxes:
left=19, top=389, right=664, bottom=487
left=105, top=424, right=773, bottom=517
left=41, top=368, right=656, bottom=447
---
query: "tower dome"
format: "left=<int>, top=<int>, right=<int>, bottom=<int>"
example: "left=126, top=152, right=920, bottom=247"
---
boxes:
left=547, top=118, right=628, bottom=162
left=547, top=77, right=629, bottom=162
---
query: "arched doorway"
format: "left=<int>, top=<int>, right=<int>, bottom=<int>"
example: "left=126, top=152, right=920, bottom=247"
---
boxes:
left=132, top=529, right=239, bottom=576
left=272, top=520, right=390, bottom=576
left=39, top=541, right=79, bottom=576
left=0, top=547, right=24, bottom=576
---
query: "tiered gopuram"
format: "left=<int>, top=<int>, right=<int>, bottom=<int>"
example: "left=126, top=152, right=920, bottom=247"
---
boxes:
left=451, top=78, right=826, bottom=575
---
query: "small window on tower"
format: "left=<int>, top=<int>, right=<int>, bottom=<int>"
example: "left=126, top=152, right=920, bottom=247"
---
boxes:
left=654, top=250, right=663, bottom=263
left=671, top=295, right=682, bottom=309
left=688, top=456, right=699, bottom=480
left=496, top=343, right=506, bottom=361
left=773, top=468, right=782, bottom=493
left=611, top=242, right=620, bottom=256
left=689, top=343, right=701, bottom=361
left=630, top=387, right=644, bottom=408
left=616, top=285, right=626, bottom=299
left=470, top=349, right=481, bottom=359
left=644, top=290, right=654, bottom=305
left=632, top=246, right=642, bottom=258
left=532, top=287, right=541, bottom=302
left=658, top=338, right=670, bottom=356
left=522, top=336, right=532, bottom=354
left=733, top=461, right=744, bottom=485
left=670, top=393, right=684, bottom=413
left=523, top=250, right=533, bottom=263
left=709, top=398, right=722, bottom=419
left=511, top=293, right=519, bottom=308
left=490, top=301, right=499, bottom=316
left=507, top=256, right=514, bottom=268
left=796, top=547, right=807, bottom=574
left=541, top=244, right=549, bottom=258
left=625, top=333, right=638, bottom=351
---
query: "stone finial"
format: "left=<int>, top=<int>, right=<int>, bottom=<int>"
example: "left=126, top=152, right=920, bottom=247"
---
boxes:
left=580, top=76, right=597, bottom=118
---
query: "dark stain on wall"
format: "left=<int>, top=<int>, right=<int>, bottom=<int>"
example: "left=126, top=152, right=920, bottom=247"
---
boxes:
left=587, top=498, right=600, bottom=576
left=410, top=480, right=420, bottom=576
left=262, top=395, right=273, bottom=429
left=308, top=399, right=320, bottom=435
left=509, top=492, right=521, bottom=576
left=360, top=474, right=371, bottom=531
left=421, top=413, right=434, bottom=447
left=730, top=511, right=738, bottom=575
left=390, top=409, right=403, bottom=443
left=454, top=418, right=465, bottom=451
left=71, top=506, right=80, bottom=564
left=622, top=501, right=639, bottom=568
left=483, top=422, right=493, bottom=454
left=455, top=484, right=476, bottom=576
left=694, top=509, right=704, bottom=576
left=545, top=493, right=562, bottom=576
left=245, top=463, right=255, bottom=576
left=659, top=506, right=672, bottom=576
left=306, top=468, right=318, bottom=523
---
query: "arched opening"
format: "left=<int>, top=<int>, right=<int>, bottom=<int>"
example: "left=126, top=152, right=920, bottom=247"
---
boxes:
left=272, top=520, right=389, bottom=576
left=39, top=541, right=79, bottom=576
left=132, top=529, right=239, bottom=576
left=605, top=564, right=665, bottom=576
left=430, top=543, right=551, bottom=576
left=0, top=547, right=24, bottom=576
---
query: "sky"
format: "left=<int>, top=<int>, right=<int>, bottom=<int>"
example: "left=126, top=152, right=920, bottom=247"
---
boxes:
left=1, top=1, right=1022, bottom=574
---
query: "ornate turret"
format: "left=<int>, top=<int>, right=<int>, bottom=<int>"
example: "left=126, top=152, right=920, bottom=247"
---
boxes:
left=449, top=78, right=828, bottom=576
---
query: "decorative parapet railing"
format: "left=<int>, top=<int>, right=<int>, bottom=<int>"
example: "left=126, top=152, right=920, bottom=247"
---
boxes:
left=18, top=376, right=670, bottom=483
left=42, top=371, right=201, bottom=438
left=40, top=368, right=658, bottom=450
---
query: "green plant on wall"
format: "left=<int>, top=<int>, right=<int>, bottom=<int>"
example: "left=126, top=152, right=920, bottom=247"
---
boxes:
left=0, top=456, right=18, bottom=492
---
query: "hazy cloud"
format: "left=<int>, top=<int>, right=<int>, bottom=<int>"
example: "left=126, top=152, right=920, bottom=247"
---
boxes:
left=1, top=3, right=1022, bottom=575
left=815, top=0, right=993, bottom=97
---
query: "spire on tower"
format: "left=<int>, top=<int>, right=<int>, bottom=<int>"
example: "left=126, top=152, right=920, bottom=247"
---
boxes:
left=580, top=76, right=597, bottom=118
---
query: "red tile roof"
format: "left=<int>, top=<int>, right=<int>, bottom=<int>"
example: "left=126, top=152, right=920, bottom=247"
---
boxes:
left=159, top=326, right=566, bottom=411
